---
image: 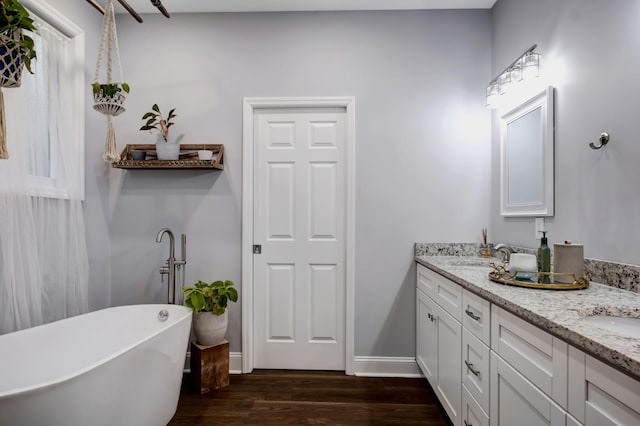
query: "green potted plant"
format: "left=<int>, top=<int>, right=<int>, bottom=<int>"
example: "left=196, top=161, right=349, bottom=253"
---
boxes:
left=183, top=279, right=238, bottom=346
left=139, top=104, right=178, bottom=160
left=0, top=0, right=37, bottom=88
left=91, top=82, right=130, bottom=116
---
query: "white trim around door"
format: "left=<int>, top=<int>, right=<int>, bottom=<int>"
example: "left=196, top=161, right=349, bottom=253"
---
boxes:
left=242, top=97, right=356, bottom=375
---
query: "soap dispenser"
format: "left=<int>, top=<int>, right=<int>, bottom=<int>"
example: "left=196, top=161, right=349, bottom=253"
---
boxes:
left=537, top=231, right=551, bottom=283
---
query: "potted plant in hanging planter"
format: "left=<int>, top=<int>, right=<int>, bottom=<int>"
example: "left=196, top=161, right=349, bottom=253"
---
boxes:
left=139, top=104, right=178, bottom=160
left=92, top=81, right=129, bottom=116
left=183, top=279, right=238, bottom=346
left=0, top=0, right=37, bottom=88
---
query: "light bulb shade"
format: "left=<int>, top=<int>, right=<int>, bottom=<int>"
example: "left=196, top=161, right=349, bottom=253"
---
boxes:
left=486, top=82, right=500, bottom=108
left=498, top=72, right=512, bottom=94
left=509, top=60, right=523, bottom=83
left=522, top=52, right=540, bottom=80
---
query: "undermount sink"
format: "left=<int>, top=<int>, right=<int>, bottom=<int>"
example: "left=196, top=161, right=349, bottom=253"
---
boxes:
left=446, top=257, right=496, bottom=267
left=580, top=315, right=640, bottom=339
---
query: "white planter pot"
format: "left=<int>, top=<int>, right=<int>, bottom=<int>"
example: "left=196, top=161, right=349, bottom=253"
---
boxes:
left=193, top=310, right=228, bottom=346
left=155, top=142, right=180, bottom=160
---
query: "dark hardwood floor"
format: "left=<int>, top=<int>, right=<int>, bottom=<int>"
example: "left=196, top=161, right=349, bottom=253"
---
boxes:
left=169, top=370, right=450, bottom=425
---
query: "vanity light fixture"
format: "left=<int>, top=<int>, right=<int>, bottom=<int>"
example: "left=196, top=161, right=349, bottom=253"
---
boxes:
left=486, top=44, right=540, bottom=109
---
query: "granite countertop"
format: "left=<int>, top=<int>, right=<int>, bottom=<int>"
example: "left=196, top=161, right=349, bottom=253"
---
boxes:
left=415, top=255, right=640, bottom=380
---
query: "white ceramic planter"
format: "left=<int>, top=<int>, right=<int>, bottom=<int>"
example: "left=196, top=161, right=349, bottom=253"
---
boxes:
left=193, top=310, right=228, bottom=346
left=156, top=142, right=180, bottom=160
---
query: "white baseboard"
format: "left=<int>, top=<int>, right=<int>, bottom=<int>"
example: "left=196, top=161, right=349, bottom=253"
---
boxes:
left=184, top=353, right=420, bottom=378
left=184, top=351, right=243, bottom=374
left=229, top=352, right=242, bottom=374
left=352, top=356, right=423, bottom=378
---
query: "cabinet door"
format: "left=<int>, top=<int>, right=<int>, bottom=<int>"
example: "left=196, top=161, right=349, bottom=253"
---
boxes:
left=491, top=351, right=567, bottom=426
left=492, top=306, right=568, bottom=407
left=584, top=355, right=640, bottom=426
left=435, top=302, right=462, bottom=426
left=416, top=288, right=438, bottom=383
left=462, top=328, right=490, bottom=413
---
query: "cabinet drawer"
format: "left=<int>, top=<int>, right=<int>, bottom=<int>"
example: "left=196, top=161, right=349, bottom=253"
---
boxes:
left=462, top=385, right=489, bottom=426
left=462, top=328, right=490, bottom=414
left=417, top=263, right=439, bottom=298
left=462, top=289, right=491, bottom=345
left=491, top=306, right=568, bottom=408
left=416, top=264, right=462, bottom=321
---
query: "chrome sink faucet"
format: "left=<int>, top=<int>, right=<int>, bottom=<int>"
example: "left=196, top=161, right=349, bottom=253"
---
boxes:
left=155, top=228, right=187, bottom=304
left=494, top=243, right=514, bottom=262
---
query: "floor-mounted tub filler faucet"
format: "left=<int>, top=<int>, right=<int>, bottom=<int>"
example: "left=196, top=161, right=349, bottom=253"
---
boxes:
left=155, top=228, right=187, bottom=304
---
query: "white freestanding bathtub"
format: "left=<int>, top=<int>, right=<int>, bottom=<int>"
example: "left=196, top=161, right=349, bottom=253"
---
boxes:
left=0, top=304, right=192, bottom=426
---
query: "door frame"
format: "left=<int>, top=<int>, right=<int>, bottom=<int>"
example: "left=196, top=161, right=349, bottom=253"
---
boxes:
left=241, top=97, right=356, bottom=374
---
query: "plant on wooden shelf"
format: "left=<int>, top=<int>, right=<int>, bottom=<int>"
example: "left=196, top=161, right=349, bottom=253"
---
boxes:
left=140, top=104, right=178, bottom=160
left=183, top=279, right=238, bottom=346
left=0, top=0, right=37, bottom=87
left=139, top=103, right=176, bottom=142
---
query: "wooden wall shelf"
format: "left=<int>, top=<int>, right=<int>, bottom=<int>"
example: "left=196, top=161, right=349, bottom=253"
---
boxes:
left=111, top=144, right=224, bottom=170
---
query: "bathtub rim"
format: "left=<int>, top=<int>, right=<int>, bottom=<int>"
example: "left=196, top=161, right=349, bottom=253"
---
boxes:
left=0, top=303, right=192, bottom=400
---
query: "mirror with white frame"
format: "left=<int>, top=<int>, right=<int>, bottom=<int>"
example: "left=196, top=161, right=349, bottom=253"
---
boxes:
left=500, top=86, right=554, bottom=216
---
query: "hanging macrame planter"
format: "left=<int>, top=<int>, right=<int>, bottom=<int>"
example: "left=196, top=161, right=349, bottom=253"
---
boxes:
left=0, top=31, right=27, bottom=159
left=93, top=0, right=129, bottom=163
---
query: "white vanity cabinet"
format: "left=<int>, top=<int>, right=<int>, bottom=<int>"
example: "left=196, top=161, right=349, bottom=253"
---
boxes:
left=416, top=264, right=462, bottom=426
left=416, top=260, right=640, bottom=426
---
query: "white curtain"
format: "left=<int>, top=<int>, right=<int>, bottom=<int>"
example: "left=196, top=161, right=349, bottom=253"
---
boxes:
left=0, top=17, right=88, bottom=334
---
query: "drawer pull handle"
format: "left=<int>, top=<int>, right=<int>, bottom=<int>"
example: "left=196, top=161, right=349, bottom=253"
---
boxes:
left=427, top=313, right=436, bottom=323
left=465, top=309, right=481, bottom=322
left=465, top=360, right=481, bottom=377
left=464, top=421, right=472, bottom=426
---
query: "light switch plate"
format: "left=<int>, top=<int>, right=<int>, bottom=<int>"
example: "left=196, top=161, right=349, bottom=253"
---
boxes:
left=535, top=217, right=545, bottom=239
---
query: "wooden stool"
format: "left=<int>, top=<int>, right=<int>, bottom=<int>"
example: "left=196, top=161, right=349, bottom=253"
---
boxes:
left=190, top=339, right=229, bottom=394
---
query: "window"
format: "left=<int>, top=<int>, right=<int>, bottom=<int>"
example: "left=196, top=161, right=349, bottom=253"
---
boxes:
left=20, top=0, right=84, bottom=199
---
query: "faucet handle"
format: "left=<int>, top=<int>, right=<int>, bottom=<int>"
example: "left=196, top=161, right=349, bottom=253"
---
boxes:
left=159, top=265, right=169, bottom=283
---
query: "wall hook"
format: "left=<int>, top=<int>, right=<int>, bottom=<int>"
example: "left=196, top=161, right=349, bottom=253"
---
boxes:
left=589, top=132, right=610, bottom=150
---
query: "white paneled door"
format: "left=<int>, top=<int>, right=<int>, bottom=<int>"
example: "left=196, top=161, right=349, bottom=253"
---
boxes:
left=253, top=109, right=347, bottom=370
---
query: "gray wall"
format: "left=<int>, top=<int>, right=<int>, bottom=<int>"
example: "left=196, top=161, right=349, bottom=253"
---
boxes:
left=491, top=0, right=640, bottom=265
left=109, top=10, right=492, bottom=356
